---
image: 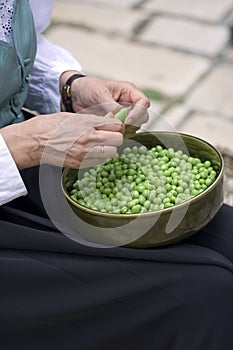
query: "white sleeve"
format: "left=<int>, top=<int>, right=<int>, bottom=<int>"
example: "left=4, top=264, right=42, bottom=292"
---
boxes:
left=26, top=0, right=83, bottom=114
left=0, top=135, right=27, bottom=206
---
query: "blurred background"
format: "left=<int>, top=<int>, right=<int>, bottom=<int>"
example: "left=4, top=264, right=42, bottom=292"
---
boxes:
left=46, top=0, right=233, bottom=205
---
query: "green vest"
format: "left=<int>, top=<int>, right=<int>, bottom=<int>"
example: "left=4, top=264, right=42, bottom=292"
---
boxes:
left=0, top=0, right=37, bottom=128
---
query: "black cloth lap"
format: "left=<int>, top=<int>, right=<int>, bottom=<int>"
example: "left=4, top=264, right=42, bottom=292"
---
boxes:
left=0, top=167, right=233, bottom=350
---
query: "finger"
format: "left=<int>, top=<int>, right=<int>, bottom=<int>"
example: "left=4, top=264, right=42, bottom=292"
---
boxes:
left=64, top=157, right=109, bottom=169
left=89, top=145, right=118, bottom=159
left=94, top=117, right=124, bottom=133
left=124, top=104, right=149, bottom=127
left=77, top=130, right=123, bottom=150
left=101, top=134, right=123, bottom=147
left=65, top=144, right=119, bottom=168
left=128, top=89, right=150, bottom=110
left=78, top=145, right=118, bottom=168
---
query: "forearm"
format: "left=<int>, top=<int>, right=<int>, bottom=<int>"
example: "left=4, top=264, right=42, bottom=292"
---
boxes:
left=0, top=120, right=43, bottom=170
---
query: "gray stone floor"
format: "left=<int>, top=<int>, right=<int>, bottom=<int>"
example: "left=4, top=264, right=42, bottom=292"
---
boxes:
left=46, top=0, right=233, bottom=205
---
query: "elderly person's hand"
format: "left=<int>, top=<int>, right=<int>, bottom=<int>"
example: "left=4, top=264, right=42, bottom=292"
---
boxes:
left=0, top=112, right=124, bottom=170
left=60, top=72, right=150, bottom=137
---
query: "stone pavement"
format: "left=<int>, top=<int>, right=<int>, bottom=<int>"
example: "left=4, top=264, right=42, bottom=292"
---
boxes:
left=46, top=0, right=233, bottom=205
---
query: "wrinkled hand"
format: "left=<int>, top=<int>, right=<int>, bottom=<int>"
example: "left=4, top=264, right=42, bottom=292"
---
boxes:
left=1, top=112, right=124, bottom=170
left=64, top=75, right=150, bottom=136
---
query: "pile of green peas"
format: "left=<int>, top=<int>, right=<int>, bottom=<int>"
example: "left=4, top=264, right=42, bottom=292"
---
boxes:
left=67, top=145, right=218, bottom=214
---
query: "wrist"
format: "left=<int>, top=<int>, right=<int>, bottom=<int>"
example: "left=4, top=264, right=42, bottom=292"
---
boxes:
left=60, top=70, right=81, bottom=88
left=60, top=71, right=86, bottom=112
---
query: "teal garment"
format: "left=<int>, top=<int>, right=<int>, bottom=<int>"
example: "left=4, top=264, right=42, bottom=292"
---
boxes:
left=0, top=0, right=37, bottom=128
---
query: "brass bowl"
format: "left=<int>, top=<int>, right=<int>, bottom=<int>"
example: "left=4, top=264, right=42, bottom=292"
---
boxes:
left=62, top=132, right=224, bottom=248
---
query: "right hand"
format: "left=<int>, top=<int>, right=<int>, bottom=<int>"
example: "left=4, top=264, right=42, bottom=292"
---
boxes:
left=0, top=112, right=124, bottom=170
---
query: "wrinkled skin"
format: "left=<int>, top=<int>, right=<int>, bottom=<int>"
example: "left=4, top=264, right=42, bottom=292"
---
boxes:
left=0, top=74, right=150, bottom=170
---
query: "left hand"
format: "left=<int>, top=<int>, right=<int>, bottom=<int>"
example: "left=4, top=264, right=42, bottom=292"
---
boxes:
left=60, top=73, right=150, bottom=134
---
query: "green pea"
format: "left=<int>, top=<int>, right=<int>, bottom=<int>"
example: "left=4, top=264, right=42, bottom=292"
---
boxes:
left=132, top=190, right=140, bottom=199
left=144, top=200, right=151, bottom=209
left=136, top=184, right=145, bottom=193
left=163, top=197, right=171, bottom=204
left=205, top=178, right=213, bottom=186
left=131, top=205, right=142, bottom=214
left=68, top=143, right=218, bottom=214
left=77, top=199, right=86, bottom=206
left=142, top=189, right=150, bottom=198
left=164, top=202, right=173, bottom=209
left=200, top=170, right=208, bottom=179
left=120, top=206, right=128, bottom=214
left=138, top=145, right=148, bottom=154
left=204, top=160, right=211, bottom=168
left=70, top=194, right=78, bottom=202
left=139, top=195, right=146, bottom=205
left=152, top=197, right=161, bottom=205
left=103, top=187, right=112, bottom=196
left=111, top=198, right=118, bottom=206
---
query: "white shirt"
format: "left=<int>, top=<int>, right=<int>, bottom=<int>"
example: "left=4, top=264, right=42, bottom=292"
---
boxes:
left=0, top=0, right=83, bottom=205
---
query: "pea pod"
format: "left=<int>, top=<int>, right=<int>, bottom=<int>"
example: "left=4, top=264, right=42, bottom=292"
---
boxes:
left=114, top=107, right=129, bottom=122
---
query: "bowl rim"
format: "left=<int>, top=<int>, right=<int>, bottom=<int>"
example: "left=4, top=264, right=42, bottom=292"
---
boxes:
left=61, top=131, right=224, bottom=218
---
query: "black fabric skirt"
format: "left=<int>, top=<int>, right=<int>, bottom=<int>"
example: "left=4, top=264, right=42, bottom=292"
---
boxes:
left=0, top=167, right=233, bottom=350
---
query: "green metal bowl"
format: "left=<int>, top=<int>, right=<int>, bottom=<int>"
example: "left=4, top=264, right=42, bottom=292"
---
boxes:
left=62, top=132, right=224, bottom=248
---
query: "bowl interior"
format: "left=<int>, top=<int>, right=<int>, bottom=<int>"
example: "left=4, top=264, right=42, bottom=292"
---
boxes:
left=63, top=132, right=223, bottom=215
